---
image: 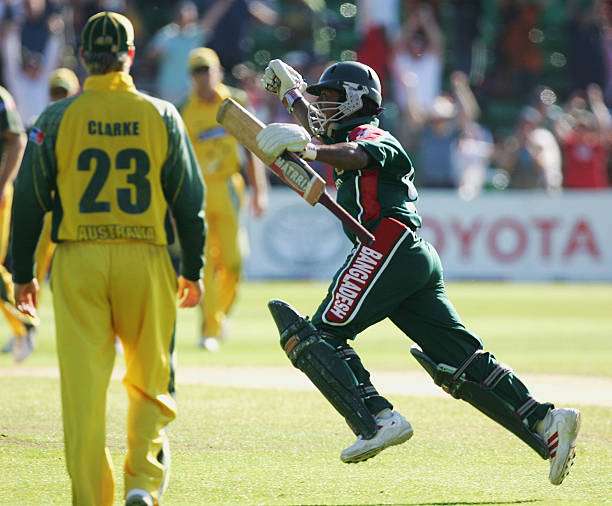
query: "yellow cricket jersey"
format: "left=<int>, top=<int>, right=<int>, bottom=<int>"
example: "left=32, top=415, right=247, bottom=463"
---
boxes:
left=180, top=84, right=245, bottom=182
left=11, top=72, right=206, bottom=282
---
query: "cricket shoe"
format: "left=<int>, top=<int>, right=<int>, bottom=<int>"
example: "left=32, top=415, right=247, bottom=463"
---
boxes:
left=199, top=336, right=220, bottom=352
left=535, top=408, right=581, bottom=485
left=12, top=326, right=36, bottom=363
left=125, top=489, right=154, bottom=506
left=341, top=409, right=413, bottom=463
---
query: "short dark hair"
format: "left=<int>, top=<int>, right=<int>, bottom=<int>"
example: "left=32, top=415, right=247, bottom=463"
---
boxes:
left=81, top=50, right=130, bottom=75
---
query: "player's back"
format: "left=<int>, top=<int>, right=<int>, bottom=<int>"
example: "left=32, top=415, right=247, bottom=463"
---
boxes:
left=49, top=73, right=176, bottom=245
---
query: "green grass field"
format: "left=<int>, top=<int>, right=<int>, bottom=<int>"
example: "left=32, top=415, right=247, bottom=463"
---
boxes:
left=1, top=281, right=611, bottom=505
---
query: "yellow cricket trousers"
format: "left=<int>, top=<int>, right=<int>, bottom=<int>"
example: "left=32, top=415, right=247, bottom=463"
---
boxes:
left=52, top=242, right=177, bottom=506
left=200, top=173, right=244, bottom=337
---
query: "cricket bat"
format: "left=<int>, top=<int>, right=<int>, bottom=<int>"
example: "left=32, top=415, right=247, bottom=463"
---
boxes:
left=217, top=98, right=375, bottom=245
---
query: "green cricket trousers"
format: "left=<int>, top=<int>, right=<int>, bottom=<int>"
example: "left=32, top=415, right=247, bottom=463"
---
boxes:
left=312, top=217, right=551, bottom=427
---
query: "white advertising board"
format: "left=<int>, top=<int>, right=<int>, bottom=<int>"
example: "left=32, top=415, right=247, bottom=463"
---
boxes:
left=242, top=189, right=612, bottom=281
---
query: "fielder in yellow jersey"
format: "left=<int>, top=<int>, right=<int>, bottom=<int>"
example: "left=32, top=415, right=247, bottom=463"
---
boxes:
left=0, top=85, right=32, bottom=361
left=181, top=47, right=268, bottom=351
left=11, top=12, right=205, bottom=506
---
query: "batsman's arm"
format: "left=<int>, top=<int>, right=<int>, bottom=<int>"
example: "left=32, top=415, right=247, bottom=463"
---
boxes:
left=286, top=95, right=315, bottom=136
left=280, top=91, right=371, bottom=172
left=305, top=142, right=370, bottom=172
left=218, top=99, right=375, bottom=244
left=161, top=105, right=206, bottom=281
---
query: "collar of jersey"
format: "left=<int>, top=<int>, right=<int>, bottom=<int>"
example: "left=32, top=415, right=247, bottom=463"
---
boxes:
left=323, top=116, right=380, bottom=144
left=84, top=72, right=137, bottom=92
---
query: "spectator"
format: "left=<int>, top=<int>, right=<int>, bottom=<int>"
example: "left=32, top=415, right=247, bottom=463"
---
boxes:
left=450, top=72, right=494, bottom=200
left=146, top=0, right=231, bottom=103
left=399, top=70, right=481, bottom=189
left=484, top=1, right=543, bottom=98
left=357, top=25, right=392, bottom=98
left=356, top=0, right=400, bottom=96
left=449, top=0, right=484, bottom=77
left=530, top=85, right=565, bottom=131
left=567, top=0, right=606, bottom=96
left=1, top=0, right=64, bottom=125
left=201, top=0, right=277, bottom=74
left=556, top=84, right=610, bottom=188
left=501, top=107, right=562, bottom=191
left=391, top=3, right=443, bottom=113
left=356, top=0, right=401, bottom=40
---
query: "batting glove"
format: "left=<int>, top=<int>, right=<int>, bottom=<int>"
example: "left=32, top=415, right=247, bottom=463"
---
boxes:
left=261, top=59, right=307, bottom=99
left=257, top=123, right=316, bottom=160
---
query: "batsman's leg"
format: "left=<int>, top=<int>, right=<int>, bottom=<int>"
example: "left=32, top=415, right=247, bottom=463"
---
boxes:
left=52, top=243, right=116, bottom=506
left=269, top=299, right=378, bottom=439
left=111, top=243, right=177, bottom=503
left=391, top=240, right=580, bottom=484
left=292, top=219, right=426, bottom=462
left=327, top=336, right=393, bottom=416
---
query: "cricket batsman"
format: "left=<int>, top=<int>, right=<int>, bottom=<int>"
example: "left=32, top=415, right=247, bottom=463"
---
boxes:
left=180, top=47, right=268, bottom=351
left=257, top=58, right=580, bottom=485
left=11, top=12, right=205, bottom=506
left=0, top=85, right=33, bottom=362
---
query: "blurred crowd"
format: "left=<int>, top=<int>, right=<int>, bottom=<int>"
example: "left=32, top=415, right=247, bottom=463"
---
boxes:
left=2, top=0, right=611, bottom=196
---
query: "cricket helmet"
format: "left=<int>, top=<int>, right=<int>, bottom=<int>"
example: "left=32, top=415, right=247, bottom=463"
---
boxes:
left=306, top=61, right=382, bottom=135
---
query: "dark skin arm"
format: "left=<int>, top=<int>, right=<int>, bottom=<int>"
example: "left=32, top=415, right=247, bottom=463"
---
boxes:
left=314, top=142, right=369, bottom=171
left=290, top=95, right=370, bottom=171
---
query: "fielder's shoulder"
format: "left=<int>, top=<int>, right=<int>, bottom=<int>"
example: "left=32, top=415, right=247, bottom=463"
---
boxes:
left=137, top=92, right=185, bottom=131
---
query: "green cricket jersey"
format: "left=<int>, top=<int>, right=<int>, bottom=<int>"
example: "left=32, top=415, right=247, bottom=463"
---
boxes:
left=330, top=120, right=422, bottom=242
left=11, top=72, right=206, bottom=283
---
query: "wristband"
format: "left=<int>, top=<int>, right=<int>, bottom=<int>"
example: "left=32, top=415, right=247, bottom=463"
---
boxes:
left=282, top=88, right=304, bottom=113
left=301, top=142, right=317, bottom=161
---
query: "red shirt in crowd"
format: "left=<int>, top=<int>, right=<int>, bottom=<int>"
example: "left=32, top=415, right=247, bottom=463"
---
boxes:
left=561, top=132, right=609, bottom=188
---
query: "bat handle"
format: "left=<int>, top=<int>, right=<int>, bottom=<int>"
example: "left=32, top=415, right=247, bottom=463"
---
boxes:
left=318, top=192, right=375, bottom=245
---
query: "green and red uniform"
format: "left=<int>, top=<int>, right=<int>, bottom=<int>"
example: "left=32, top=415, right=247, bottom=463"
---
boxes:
left=312, top=120, right=551, bottom=428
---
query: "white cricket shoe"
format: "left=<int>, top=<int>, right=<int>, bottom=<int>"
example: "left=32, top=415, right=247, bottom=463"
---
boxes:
left=12, top=328, right=36, bottom=363
left=535, top=408, right=581, bottom=485
left=125, top=489, right=154, bottom=506
left=199, top=336, right=220, bottom=352
left=341, top=409, right=413, bottom=464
